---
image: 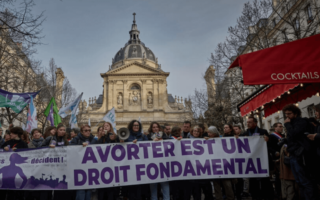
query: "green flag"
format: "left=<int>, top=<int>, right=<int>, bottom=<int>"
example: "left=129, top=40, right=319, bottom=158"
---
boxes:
left=44, top=97, right=61, bottom=127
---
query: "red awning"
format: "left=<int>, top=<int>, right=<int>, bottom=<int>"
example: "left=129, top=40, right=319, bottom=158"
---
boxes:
left=239, top=84, right=298, bottom=116
left=229, top=34, right=320, bottom=85
left=264, top=83, right=320, bottom=117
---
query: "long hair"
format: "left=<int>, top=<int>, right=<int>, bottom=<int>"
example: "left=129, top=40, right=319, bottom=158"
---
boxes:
left=44, top=126, right=56, bottom=139
left=103, top=122, right=115, bottom=135
left=148, top=122, right=162, bottom=134
left=56, top=124, right=69, bottom=146
left=127, top=120, right=142, bottom=133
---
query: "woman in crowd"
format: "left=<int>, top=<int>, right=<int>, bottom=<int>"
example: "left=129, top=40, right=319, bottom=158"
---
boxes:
left=28, top=129, right=44, bottom=148
left=21, top=131, right=30, bottom=144
left=43, top=124, right=74, bottom=200
left=148, top=122, right=170, bottom=200
left=187, top=126, right=203, bottom=200
left=70, top=128, right=78, bottom=140
left=94, top=123, right=120, bottom=200
left=26, top=128, right=50, bottom=200
left=2, top=127, right=28, bottom=150
left=70, top=125, right=95, bottom=200
left=1, top=127, right=28, bottom=200
left=43, top=126, right=56, bottom=139
left=122, top=120, right=148, bottom=200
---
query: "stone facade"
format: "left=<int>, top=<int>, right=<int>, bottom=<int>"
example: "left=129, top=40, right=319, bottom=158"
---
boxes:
left=78, top=14, right=192, bottom=132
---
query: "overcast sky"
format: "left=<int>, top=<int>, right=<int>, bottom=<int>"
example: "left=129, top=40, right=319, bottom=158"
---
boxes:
left=31, top=0, right=251, bottom=102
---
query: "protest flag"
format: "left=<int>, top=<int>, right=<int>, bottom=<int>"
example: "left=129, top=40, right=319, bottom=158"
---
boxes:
left=25, top=96, right=37, bottom=133
left=44, top=97, right=61, bottom=127
left=102, top=107, right=117, bottom=133
left=58, top=93, right=83, bottom=128
left=0, top=88, right=40, bottom=113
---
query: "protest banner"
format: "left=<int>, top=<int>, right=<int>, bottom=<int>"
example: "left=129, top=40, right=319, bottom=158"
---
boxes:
left=0, top=137, right=269, bottom=190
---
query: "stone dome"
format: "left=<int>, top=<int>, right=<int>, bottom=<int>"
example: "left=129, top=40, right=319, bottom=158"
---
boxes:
left=112, top=13, right=157, bottom=64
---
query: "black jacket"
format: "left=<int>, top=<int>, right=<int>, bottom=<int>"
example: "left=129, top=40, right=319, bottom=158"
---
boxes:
left=284, top=117, right=312, bottom=154
left=241, top=126, right=268, bottom=137
left=94, top=133, right=120, bottom=144
left=70, top=133, right=95, bottom=145
left=1, top=139, right=28, bottom=149
left=268, top=132, right=285, bottom=159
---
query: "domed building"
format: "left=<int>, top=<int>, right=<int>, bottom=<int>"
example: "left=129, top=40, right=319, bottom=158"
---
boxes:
left=79, top=13, right=192, bottom=131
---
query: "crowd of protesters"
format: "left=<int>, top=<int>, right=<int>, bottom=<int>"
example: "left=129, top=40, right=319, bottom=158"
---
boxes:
left=0, top=103, right=320, bottom=200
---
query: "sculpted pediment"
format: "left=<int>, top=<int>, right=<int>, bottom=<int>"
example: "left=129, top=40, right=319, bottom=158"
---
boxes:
left=105, top=62, right=168, bottom=75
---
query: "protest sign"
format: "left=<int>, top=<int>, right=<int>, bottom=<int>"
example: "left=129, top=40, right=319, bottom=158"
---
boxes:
left=0, top=137, right=268, bottom=190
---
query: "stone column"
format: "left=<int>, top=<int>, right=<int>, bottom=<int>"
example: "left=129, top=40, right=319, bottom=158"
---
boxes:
left=103, top=78, right=108, bottom=112
left=153, top=79, right=159, bottom=110
left=123, top=80, right=128, bottom=111
left=141, top=79, right=147, bottom=110
left=108, top=80, right=114, bottom=110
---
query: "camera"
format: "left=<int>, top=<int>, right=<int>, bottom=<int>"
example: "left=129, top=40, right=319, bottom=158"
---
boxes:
left=277, top=138, right=287, bottom=147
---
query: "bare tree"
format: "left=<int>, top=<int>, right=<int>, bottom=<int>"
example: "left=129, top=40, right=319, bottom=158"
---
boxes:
left=208, top=0, right=320, bottom=127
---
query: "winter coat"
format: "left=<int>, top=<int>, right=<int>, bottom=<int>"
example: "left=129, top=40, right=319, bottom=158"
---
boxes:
left=147, top=132, right=170, bottom=140
left=268, top=132, right=285, bottom=159
left=284, top=117, right=312, bottom=154
left=1, top=139, right=28, bottom=149
left=125, top=130, right=148, bottom=142
left=93, top=132, right=120, bottom=144
left=28, top=138, right=45, bottom=148
left=279, top=145, right=295, bottom=181
left=69, top=133, right=95, bottom=145
left=241, top=126, right=268, bottom=137
left=42, top=136, right=68, bottom=147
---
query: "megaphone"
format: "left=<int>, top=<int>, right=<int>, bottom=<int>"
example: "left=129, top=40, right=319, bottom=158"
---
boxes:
left=117, top=128, right=130, bottom=140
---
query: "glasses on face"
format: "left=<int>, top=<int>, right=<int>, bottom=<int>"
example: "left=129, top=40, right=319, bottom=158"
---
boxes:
left=84, top=130, right=91, bottom=132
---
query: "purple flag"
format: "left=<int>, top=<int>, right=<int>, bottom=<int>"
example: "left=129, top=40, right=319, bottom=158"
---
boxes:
left=47, top=104, right=54, bottom=126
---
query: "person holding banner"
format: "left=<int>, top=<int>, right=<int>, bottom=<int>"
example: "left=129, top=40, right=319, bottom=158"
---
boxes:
left=148, top=122, right=170, bottom=200
left=1, top=127, right=28, bottom=200
left=93, top=123, right=120, bottom=200
left=28, top=129, right=44, bottom=148
left=70, top=125, right=95, bottom=200
left=43, top=126, right=57, bottom=139
left=122, top=120, right=148, bottom=200
left=212, top=124, right=235, bottom=200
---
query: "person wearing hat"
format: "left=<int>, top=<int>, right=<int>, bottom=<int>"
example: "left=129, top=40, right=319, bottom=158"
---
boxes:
left=1, top=127, right=28, bottom=150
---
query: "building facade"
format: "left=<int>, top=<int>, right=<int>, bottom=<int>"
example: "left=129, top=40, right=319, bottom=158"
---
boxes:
left=79, top=14, right=192, bottom=131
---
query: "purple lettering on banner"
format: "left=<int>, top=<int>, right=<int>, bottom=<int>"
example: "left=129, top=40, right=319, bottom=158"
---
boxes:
left=237, top=138, right=251, bottom=153
left=81, top=147, right=98, bottom=164
left=171, top=161, right=182, bottom=177
left=193, top=140, right=204, bottom=155
left=88, top=168, right=100, bottom=185
left=235, top=158, right=245, bottom=174
left=127, top=144, right=140, bottom=160
left=136, top=164, right=146, bottom=181
left=96, top=146, right=111, bottom=162
left=101, top=167, right=114, bottom=184
left=74, top=169, right=87, bottom=186
left=163, top=141, right=175, bottom=157
left=159, top=162, right=170, bottom=178
left=139, top=143, right=151, bottom=159
left=181, top=140, right=192, bottom=155
left=183, top=160, right=196, bottom=176
left=152, top=142, right=163, bottom=158
left=222, top=139, right=236, bottom=154
left=223, top=159, right=235, bottom=174
left=245, top=158, right=257, bottom=174
left=111, top=145, right=126, bottom=161
left=211, top=159, right=223, bottom=175
left=204, top=140, right=215, bottom=154
left=115, top=166, right=119, bottom=183
left=120, top=166, right=130, bottom=182
left=147, top=163, right=159, bottom=180
left=196, top=160, right=211, bottom=175
left=257, top=158, right=267, bottom=173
